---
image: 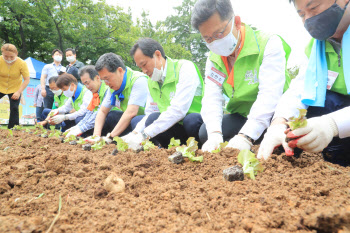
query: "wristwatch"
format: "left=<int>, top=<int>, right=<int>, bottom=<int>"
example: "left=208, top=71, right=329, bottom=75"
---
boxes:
left=239, top=133, right=254, bottom=144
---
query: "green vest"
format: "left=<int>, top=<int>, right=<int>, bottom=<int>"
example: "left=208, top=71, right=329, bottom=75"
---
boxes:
left=109, top=67, right=145, bottom=115
left=209, top=24, right=291, bottom=117
left=52, top=94, right=68, bottom=109
left=72, top=85, right=88, bottom=111
left=305, top=39, right=349, bottom=96
left=148, top=57, right=204, bottom=114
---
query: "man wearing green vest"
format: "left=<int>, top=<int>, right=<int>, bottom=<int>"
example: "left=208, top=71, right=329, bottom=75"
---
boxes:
left=121, top=38, right=204, bottom=149
left=258, top=0, right=350, bottom=165
left=64, top=65, right=116, bottom=137
left=190, top=0, right=291, bottom=152
left=84, top=53, right=148, bottom=143
left=38, top=76, right=69, bottom=128
left=48, top=73, right=92, bottom=131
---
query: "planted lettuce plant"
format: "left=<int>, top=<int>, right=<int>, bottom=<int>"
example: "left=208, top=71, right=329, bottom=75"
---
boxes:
left=176, top=137, right=203, bottom=162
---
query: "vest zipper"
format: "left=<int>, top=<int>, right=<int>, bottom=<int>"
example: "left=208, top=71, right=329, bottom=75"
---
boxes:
left=160, top=90, right=162, bottom=98
left=338, top=54, right=341, bottom=67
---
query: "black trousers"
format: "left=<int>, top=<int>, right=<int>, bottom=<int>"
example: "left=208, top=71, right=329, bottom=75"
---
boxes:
left=44, top=86, right=54, bottom=109
left=0, top=92, right=21, bottom=129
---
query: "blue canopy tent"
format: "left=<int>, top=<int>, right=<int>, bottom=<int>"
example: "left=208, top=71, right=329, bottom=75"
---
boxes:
left=25, top=57, right=46, bottom=79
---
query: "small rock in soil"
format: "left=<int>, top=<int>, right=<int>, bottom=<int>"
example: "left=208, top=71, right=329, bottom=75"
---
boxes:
left=36, top=134, right=41, bottom=137
left=60, top=137, right=64, bottom=143
left=104, top=173, right=125, bottom=193
left=69, top=140, right=77, bottom=145
left=168, top=151, right=184, bottom=164
left=82, top=144, right=91, bottom=151
left=111, top=149, right=118, bottom=156
left=223, top=165, right=244, bottom=182
left=134, top=146, right=144, bottom=153
left=41, top=134, right=48, bottom=138
left=134, top=171, right=145, bottom=178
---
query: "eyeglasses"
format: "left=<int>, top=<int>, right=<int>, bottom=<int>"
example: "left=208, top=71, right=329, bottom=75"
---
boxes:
left=202, top=16, right=233, bottom=44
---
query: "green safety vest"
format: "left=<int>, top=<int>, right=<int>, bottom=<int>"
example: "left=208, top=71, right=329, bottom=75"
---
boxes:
left=305, top=39, right=349, bottom=96
left=209, top=24, right=291, bottom=117
left=109, top=67, right=145, bottom=115
left=72, top=85, right=88, bottom=111
left=52, top=94, right=68, bottom=109
left=148, top=57, right=204, bottom=114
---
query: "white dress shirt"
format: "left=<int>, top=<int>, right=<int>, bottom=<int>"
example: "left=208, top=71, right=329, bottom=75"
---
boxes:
left=134, top=59, right=202, bottom=138
left=201, top=35, right=287, bottom=140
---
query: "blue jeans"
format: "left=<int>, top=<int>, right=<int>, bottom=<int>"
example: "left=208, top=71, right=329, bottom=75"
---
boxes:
left=100, top=110, right=135, bottom=136
left=36, top=106, right=45, bottom=122
left=307, top=90, right=350, bottom=165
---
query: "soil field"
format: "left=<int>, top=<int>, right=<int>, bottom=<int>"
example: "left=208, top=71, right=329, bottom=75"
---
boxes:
left=0, top=129, right=350, bottom=233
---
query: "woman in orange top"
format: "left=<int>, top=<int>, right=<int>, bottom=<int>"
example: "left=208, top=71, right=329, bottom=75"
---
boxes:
left=0, top=43, right=30, bottom=128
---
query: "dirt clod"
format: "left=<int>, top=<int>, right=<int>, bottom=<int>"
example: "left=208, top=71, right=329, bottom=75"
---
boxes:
left=223, top=165, right=244, bottom=181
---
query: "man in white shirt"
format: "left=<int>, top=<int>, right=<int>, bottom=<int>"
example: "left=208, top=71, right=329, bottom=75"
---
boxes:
left=40, top=49, right=66, bottom=109
left=190, top=0, right=291, bottom=152
left=121, top=38, right=204, bottom=149
left=258, top=0, right=350, bottom=165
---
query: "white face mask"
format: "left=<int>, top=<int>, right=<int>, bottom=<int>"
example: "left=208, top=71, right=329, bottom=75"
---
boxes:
left=54, top=55, right=62, bottom=62
left=66, top=56, right=75, bottom=63
left=205, top=19, right=239, bottom=57
left=151, top=56, right=163, bottom=82
left=63, top=84, right=74, bottom=98
left=4, top=57, right=17, bottom=64
left=52, top=89, right=62, bottom=96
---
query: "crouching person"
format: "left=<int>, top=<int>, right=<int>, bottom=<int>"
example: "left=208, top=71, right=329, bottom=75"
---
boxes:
left=121, top=38, right=204, bottom=149
left=48, top=73, right=92, bottom=132
left=84, top=53, right=147, bottom=143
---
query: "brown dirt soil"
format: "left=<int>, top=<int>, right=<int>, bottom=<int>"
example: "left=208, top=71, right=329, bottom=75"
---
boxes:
left=0, top=129, right=350, bottom=233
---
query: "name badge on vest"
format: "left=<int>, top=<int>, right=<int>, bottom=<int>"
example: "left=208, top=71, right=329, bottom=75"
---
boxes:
left=149, top=102, right=159, bottom=112
left=207, top=67, right=226, bottom=86
left=114, top=99, right=121, bottom=108
left=327, top=70, right=339, bottom=90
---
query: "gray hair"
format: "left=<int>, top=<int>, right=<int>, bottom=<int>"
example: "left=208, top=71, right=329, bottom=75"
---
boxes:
left=191, top=0, right=234, bottom=30
left=95, top=53, right=126, bottom=73
left=79, top=65, right=99, bottom=80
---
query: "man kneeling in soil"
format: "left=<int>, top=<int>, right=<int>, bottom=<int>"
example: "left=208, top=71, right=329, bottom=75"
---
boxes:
left=85, top=53, right=148, bottom=143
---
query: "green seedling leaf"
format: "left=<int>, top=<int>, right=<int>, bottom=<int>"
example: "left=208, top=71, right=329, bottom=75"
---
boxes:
left=25, top=128, right=31, bottom=133
left=113, top=137, right=128, bottom=152
left=64, top=135, right=76, bottom=143
left=91, top=139, right=105, bottom=151
left=13, top=125, right=23, bottom=130
left=237, top=150, right=264, bottom=180
left=35, top=124, right=44, bottom=130
left=48, top=111, right=56, bottom=117
left=7, top=129, right=13, bottom=137
left=76, top=137, right=86, bottom=145
left=142, top=140, right=156, bottom=151
left=62, top=131, right=69, bottom=137
left=287, top=108, right=308, bottom=130
left=49, top=130, right=61, bottom=138
left=176, top=137, right=203, bottom=162
left=168, top=137, right=181, bottom=149
left=46, top=194, right=62, bottom=233
left=36, top=193, right=45, bottom=199
left=212, top=141, right=229, bottom=153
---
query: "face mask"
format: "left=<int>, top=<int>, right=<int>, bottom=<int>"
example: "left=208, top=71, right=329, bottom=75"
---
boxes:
left=54, top=55, right=62, bottom=62
left=66, top=56, right=75, bottom=63
left=63, top=84, right=74, bottom=98
left=151, top=56, right=164, bottom=82
left=52, top=89, right=62, bottom=96
left=304, top=2, right=346, bottom=41
left=4, top=57, right=17, bottom=64
left=205, top=19, right=239, bottom=56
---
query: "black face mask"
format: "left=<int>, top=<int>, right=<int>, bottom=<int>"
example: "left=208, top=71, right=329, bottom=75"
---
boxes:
left=304, top=1, right=347, bottom=41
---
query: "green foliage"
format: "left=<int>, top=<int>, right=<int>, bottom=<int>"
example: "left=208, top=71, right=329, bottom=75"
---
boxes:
left=91, top=140, right=105, bottom=151
left=64, top=135, right=76, bottom=143
left=237, top=150, right=264, bottom=180
left=212, top=141, right=229, bottom=153
left=13, top=125, right=23, bottom=130
left=76, top=137, right=86, bottom=145
left=49, top=130, right=61, bottom=138
left=7, top=129, right=13, bottom=137
left=168, top=137, right=181, bottom=149
left=287, top=109, right=308, bottom=130
left=176, top=137, right=203, bottom=162
left=142, top=140, right=156, bottom=151
left=288, top=66, right=300, bottom=80
left=113, top=137, right=128, bottom=152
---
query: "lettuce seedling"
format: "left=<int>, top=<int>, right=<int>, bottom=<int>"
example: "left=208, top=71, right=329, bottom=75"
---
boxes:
left=142, top=140, right=156, bottom=151
left=212, top=141, right=229, bottom=153
left=7, top=129, right=13, bottom=137
left=113, top=137, right=128, bottom=152
left=168, top=137, right=181, bottom=149
left=287, top=109, right=307, bottom=130
left=13, top=125, right=23, bottom=130
left=64, top=135, right=76, bottom=143
left=49, top=130, right=61, bottom=138
left=91, top=140, right=105, bottom=151
left=76, top=137, right=86, bottom=145
left=237, top=150, right=264, bottom=180
left=176, top=137, right=203, bottom=162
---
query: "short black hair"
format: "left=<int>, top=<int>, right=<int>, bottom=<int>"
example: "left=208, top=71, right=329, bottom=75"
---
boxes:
left=95, top=53, right=126, bottom=72
left=52, top=49, right=63, bottom=56
left=65, top=48, right=76, bottom=55
left=191, top=0, right=234, bottom=30
left=79, top=65, right=99, bottom=80
left=49, top=76, right=59, bottom=84
left=56, top=73, right=78, bottom=89
left=130, top=38, right=166, bottom=59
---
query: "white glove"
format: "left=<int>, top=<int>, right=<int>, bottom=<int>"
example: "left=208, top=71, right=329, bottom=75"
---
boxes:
left=101, top=133, right=113, bottom=144
left=65, top=126, right=83, bottom=138
left=202, top=132, right=223, bottom=152
left=121, top=132, right=144, bottom=150
left=257, top=124, right=294, bottom=160
left=286, top=115, right=339, bottom=153
left=226, top=134, right=253, bottom=151
left=51, top=115, right=67, bottom=124
left=84, top=135, right=101, bottom=144
left=48, top=109, right=59, bottom=117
